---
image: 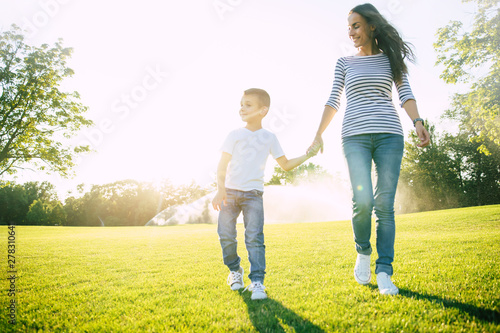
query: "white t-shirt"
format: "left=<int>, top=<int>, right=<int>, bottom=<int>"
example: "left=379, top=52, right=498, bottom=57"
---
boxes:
left=221, top=128, right=285, bottom=192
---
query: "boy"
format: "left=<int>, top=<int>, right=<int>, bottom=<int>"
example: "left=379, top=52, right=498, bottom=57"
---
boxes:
left=212, top=88, right=320, bottom=300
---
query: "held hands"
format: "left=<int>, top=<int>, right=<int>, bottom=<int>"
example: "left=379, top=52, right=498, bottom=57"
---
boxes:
left=307, top=141, right=321, bottom=157
left=415, top=123, right=430, bottom=148
left=307, top=135, right=324, bottom=156
left=212, top=189, right=227, bottom=211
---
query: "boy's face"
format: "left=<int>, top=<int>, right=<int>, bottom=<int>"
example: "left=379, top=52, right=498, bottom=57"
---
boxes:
left=239, top=94, right=268, bottom=123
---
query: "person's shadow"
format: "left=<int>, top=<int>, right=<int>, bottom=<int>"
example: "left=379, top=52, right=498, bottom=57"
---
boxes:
left=399, top=287, right=499, bottom=324
left=239, top=291, right=325, bottom=332
left=368, top=285, right=499, bottom=324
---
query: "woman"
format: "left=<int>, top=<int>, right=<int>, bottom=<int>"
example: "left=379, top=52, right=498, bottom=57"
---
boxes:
left=310, top=3, right=430, bottom=295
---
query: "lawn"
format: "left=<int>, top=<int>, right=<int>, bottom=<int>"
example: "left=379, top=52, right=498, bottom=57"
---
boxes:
left=1, top=205, right=499, bottom=332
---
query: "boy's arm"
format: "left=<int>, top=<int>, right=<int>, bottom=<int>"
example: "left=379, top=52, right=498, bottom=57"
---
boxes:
left=212, top=152, right=232, bottom=211
left=275, top=143, right=320, bottom=172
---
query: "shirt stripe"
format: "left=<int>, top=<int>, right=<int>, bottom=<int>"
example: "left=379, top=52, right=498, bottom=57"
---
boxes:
left=325, top=53, right=415, bottom=138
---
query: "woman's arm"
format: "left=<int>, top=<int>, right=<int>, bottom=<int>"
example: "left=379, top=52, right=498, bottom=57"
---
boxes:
left=310, top=105, right=337, bottom=153
left=402, top=99, right=430, bottom=148
left=310, top=58, right=345, bottom=154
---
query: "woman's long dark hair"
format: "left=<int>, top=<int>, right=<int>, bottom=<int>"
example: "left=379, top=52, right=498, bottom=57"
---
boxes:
left=350, top=3, right=415, bottom=83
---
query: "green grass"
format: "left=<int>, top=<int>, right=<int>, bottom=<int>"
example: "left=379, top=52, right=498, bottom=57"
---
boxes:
left=1, top=205, right=499, bottom=332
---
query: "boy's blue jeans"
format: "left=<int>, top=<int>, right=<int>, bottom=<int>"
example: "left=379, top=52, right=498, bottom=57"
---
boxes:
left=217, top=188, right=265, bottom=283
left=342, top=133, right=404, bottom=276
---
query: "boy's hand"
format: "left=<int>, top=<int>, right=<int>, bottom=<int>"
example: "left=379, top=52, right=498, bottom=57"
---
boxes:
left=212, top=189, right=227, bottom=211
left=308, top=135, right=324, bottom=155
left=306, top=141, right=321, bottom=157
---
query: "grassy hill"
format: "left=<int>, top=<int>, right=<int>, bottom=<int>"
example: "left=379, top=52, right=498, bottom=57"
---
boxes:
left=1, top=205, right=499, bottom=332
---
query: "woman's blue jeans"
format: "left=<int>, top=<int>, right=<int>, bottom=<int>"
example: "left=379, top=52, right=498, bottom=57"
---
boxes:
left=342, top=133, right=404, bottom=276
left=217, top=188, right=265, bottom=283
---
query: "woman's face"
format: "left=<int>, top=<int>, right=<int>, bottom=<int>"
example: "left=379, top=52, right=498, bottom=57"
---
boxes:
left=347, top=12, right=374, bottom=49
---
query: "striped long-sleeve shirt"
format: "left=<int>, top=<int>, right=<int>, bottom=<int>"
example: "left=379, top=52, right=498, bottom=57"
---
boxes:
left=325, top=53, right=415, bottom=138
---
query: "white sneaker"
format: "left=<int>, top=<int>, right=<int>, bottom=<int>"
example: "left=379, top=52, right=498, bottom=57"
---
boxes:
left=354, top=253, right=371, bottom=285
left=377, top=272, right=399, bottom=295
left=227, top=267, right=244, bottom=290
left=244, top=282, right=267, bottom=300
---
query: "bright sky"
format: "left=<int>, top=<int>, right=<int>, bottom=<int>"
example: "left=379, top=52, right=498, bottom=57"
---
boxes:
left=2, top=0, right=477, bottom=199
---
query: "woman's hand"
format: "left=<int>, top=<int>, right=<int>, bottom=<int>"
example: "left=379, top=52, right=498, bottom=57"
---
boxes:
left=306, top=141, right=321, bottom=157
left=415, top=123, right=430, bottom=148
left=307, top=135, right=324, bottom=155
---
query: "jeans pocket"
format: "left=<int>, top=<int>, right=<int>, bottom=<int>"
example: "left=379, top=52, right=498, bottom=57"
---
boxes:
left=223, top=198, right=235, bottom=206
left=251, top=189, right=264, bottom=197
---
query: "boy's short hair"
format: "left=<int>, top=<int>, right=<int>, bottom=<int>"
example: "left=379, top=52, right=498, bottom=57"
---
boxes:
left=244, top=88, right=271, bottom=108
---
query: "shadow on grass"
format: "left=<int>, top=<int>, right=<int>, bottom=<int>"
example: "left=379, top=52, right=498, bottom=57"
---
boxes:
left=239, top=291, right=325, bottom=333
left=398, top=287, right=500, bottom=324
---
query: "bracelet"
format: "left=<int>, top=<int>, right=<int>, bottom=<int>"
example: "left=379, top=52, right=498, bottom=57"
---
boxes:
left=413, top=118, right=424, bottom=127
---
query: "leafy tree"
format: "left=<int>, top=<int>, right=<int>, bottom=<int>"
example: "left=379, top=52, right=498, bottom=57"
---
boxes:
left=266, top=163, right=331, bottom=185
left=48, top=202, right=67, bottom=226
left=449, top=131, right=500, bottom=206
left=0, top=25, right=92, bottom=177
left=434, top=0, right=500, bottom=154
left=158, top=180, right=210, bottom=208
left=63, top=195, right=85, bottom=226
left=23, top=181, right=58, bottom=203
left=64, top=179, right=211, bottom=226
left=397, top=123, right=462, bottom=213
left=0, top=180, right=60, bottom=225
left=26, top=199, right=49, bottom=225
left=397, top=121, right=500, bottom=213
left=0, top=183, right=28, bottom=224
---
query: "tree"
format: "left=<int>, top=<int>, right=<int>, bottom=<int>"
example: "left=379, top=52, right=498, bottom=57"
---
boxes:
left=0, top=180, right=61, bottom=225
left=448, top=131, right=500, bottom=206
left=23, top=181, right=58, bottom=203
left=266, top=163, right=331, bottom=185
left=63, top=179, right=211, bottom=226
left=397, top=121, right=500, bottom=213
left=0, top=25, right=92, bottom=177
left=63, top=195, right=85, bottom=226
left=48, top=202, right=67, bottom=226
left=397, top=123, right=463, bottom=213
left=0, top=183, right=28, bottom=224
left=434, top=0, right=500, bottom=154
left=26, top=199, right=49, bottom=225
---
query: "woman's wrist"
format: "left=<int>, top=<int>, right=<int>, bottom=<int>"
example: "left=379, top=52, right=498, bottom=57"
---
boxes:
left=412, top=117, right=424, bottom=127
